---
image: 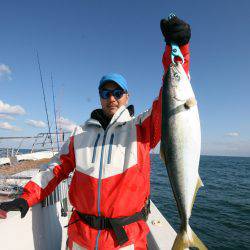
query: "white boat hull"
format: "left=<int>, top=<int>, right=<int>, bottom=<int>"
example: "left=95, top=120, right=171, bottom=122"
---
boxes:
left=0, top=200, right=176, bottom=250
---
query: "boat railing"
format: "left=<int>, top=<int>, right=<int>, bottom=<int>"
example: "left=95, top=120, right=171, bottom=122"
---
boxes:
left=0, top=132, right=71, bottom=212
left=0, top=131, right=70, bottom=159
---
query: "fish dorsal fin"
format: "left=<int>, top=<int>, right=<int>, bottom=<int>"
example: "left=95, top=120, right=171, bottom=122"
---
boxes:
left=184, top=97, right=197, bottom=109
left=160, top=143, right=167, bottom=164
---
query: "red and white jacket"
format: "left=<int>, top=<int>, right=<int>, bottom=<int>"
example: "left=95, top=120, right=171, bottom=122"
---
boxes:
left=21, top=44, right=190, bottom=250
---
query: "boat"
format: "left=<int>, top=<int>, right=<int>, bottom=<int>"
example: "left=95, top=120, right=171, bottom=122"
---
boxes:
left=0, top=133, right=177, bottom=249
left=0, top=191, right=177, bottom=250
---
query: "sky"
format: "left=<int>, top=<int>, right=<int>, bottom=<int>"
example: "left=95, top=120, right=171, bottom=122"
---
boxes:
left=0, top=0, right=250, bottom=157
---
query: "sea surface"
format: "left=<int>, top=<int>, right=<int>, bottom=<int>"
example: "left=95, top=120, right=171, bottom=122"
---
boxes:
left=150, top=154, right=250, bottom=250
left=0, top=148, right=37, bottom=157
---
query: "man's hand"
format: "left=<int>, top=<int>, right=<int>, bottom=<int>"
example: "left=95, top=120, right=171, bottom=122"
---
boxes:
left=160, top=16, right=191, bottom=46
left=0, top=198, right=29, bottom=218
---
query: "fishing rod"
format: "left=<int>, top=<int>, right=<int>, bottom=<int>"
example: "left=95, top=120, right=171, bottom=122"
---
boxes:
left=36, top=51, right=54, bottom=152
left=51, top=78, right=67, bottom=217
left=51, top=73, right=60, bottom=152
left=57, top=83, right=64, bottom=144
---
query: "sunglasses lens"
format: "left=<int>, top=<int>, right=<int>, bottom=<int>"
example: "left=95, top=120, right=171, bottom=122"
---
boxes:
left=113, top=90, right=124, bottom=99
left=99, top=89, right=125, bottom=100
left=100, top=90, right=110, bottom=99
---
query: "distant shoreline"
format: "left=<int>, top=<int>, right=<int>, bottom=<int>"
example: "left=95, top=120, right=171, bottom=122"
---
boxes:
left=150, top=153, right=250, bottom=158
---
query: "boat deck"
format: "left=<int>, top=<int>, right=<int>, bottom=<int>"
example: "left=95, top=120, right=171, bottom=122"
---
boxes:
left=0, top=200, right=176, bottom=250
left=0, top=152, right=177, bottom=249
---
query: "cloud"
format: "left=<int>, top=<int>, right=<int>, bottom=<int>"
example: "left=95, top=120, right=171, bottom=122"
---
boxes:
left=58, top=117, right=76, bottom=132
left=0, top=122, right=21, bottom=131
left=202, top=139, right=250, bottom=157
left=0, top=114, right=15, bottom=120
left=226, top=132, right=239, bottom=137
left=0, top=64, right=12, bottom=80
left=0, top=100, right=26, bottom=115
left=25, top=119, right=46, bottom=128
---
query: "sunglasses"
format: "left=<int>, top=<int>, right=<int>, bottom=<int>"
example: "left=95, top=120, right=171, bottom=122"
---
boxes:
left=99, top=88, right=126, bottom=100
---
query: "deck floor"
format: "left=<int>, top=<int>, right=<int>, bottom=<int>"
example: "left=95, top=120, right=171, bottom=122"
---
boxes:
left=0, top=158, right=51, bottom=202
left=0, top=158, right=50, bottom=175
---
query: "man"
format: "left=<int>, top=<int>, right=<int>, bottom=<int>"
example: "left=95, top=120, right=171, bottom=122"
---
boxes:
left=0, top=16, right=191, bottom=249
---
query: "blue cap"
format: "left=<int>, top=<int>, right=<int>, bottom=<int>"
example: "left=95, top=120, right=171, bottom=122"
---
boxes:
left=99, top=73, right=128, bottom=92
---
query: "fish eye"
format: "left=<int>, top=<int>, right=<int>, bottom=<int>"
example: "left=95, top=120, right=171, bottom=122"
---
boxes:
left=173, top=72, right=180, bottom=81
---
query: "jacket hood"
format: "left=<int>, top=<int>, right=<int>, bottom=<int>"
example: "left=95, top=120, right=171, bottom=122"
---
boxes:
left=87, top=105, right=134, bottom=130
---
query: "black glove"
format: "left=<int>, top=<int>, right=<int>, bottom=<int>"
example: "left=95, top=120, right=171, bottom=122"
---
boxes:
left=160, top=16, right=191, bottom=46
left=0, top=198, right=29, bottom=218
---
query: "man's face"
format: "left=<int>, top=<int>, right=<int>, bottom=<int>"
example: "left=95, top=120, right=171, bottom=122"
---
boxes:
left=99, top=81, right=129, bottom=118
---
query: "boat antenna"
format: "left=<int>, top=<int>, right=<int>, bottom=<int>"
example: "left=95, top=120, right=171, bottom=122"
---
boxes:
left=36, top=51, right=54, bottom=152
left=51, top=73, right=60, bottom=152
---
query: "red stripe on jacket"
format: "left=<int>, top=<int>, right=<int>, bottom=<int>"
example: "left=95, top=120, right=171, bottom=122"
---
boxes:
left=21, top=136, right=75, bottom=207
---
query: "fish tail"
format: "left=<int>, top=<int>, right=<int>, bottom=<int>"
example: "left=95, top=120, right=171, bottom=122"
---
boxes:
left=172, top=225, right=207, bottom=250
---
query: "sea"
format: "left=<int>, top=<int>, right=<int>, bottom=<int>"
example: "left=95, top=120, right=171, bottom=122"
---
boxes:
left=150, top=154, right=250, bottom=250
left=1, top=149, right=249, bottom=249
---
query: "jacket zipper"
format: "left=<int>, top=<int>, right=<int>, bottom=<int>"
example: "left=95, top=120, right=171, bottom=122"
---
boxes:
left=95, top=130, right=108, bottom=250
left=95, top=109, right=126, bottom=250
left=107, top=133, right=114, bottom=164
left=92, top=133, right=100, bottom=163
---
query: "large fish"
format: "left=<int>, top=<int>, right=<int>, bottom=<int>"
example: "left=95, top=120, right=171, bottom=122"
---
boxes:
left=160, top=62, right=207, bottom=250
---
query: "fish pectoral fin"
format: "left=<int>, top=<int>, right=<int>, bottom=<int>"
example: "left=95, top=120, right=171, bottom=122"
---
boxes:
left=191, top=176, right=204, bottom=209
left=184, top=97, right=197, bottom=109
left=198, top=175, right=204, bottom=188
left=172, top=225, right=207, bottom=250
